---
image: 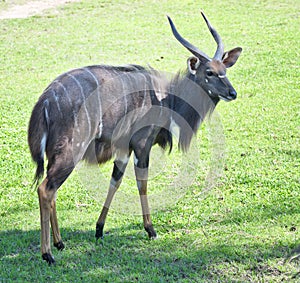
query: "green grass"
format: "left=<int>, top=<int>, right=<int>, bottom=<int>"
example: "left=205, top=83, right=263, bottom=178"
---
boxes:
left=0, top=0, right=300, bottom=281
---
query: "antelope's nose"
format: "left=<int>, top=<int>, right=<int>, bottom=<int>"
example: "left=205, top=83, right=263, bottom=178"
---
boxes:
left=228, top=89, right=237, bottom=100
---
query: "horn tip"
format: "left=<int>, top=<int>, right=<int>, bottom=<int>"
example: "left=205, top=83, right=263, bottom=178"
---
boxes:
left=200, top=11, right=209, bottom=24
left=167, top=15, right=176, bottom=31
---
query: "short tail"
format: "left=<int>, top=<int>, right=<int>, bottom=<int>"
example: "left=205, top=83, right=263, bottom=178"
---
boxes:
left=28, top=98, right=49, bottom=186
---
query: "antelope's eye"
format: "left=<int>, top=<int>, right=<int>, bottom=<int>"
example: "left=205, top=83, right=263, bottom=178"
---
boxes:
left=206, top=69, right=213, bottom=77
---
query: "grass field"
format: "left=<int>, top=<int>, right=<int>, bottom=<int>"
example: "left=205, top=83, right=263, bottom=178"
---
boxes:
left=0, top=0, right=299, bottom=282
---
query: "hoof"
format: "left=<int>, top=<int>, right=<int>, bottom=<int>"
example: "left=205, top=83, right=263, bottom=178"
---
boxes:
left=150, top=234, right=158, bottom=240
left=54, top=240, right=65, bottom=251
left=145, top=226, right=157, bottom=239
left=42, top=253, right=55, bottom=265
left=95, top=223, right=104, bottom=240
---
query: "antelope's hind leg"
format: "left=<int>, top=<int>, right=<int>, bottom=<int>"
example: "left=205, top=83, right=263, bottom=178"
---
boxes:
left=38, top=170, right=74, bottom=264
left=38, top=144, right=75, bottom=264
left=50, top=193, right=64, bottom=251
left=38, top=178, right=57, bottom=264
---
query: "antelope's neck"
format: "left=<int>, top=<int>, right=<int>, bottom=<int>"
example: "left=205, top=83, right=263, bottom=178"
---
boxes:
left=168, top=74, right=216, bottom=133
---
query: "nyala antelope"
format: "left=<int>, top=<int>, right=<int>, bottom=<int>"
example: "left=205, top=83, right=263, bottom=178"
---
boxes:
left=28, top=12, right=242, bottom=264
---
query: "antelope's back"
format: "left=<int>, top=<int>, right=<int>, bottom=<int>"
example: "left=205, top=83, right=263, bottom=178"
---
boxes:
left=29, top=64, right=168, bottom=162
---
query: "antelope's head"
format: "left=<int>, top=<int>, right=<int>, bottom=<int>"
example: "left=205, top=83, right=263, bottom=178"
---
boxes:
left=168, top=12, right=242, bottom=104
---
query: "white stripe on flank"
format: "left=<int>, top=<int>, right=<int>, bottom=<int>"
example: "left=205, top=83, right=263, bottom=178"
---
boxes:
left=50, top=89, right=62, bottom=117
left=83, top=67, right=103, bottom=138
left=139, top=73, right=148, bottom=112
left=117, top=73, right=126, bottom=133
left=83, top=67, right=99, bottom=87
left=67, top=73, right=92, bottom=139
left=122, top=74, right=128, bottom=118
left=55, top=80, right=78, bottom=127
left=55, top=80, right=72, bottom=106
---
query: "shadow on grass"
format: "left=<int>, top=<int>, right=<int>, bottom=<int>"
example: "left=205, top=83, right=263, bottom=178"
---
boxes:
left=1, top=224, right=300, bottom=282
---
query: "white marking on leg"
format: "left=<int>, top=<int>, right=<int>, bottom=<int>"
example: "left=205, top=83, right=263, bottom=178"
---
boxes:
left=133, top=153, right=139, bottom=166
left=97, top=122, right=103, bottom=138
left=169, top=118, right=180, bottom=139
left=115, top=149, right=130, bottom=164
left=155, top=91, right=167, bottom=102
left=110, top=177, right=118, bottom=188
left=136, top=180, right=142, bottom=191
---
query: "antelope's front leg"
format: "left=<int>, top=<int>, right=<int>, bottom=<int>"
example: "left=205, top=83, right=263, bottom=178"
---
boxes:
left=134, top=153, right=157, bottom=239
left=95, top=156, right=130, bottom=240
left=137, top=180, right=157, bottom=239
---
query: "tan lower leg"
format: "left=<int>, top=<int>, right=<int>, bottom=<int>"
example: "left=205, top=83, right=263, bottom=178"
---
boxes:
left=137, top=180, right=157, bottom=239
left=50, top=194, right=63, bottom=248
left=138, top=181, right=152, bottom=225
left=140, top=194, right=151, bottom=216
left=96, top=180, right=121, bottom=239
left=38, top=178, right=55, bottom=255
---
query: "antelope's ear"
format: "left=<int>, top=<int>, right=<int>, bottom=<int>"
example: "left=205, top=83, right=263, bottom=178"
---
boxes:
left=187, top=56, right=200, bottom=75
left=222, top=47, right=242, bottom=68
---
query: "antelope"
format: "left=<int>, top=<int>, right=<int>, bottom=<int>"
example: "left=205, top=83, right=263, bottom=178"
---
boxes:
left=28, top=12, right=242, bottom=264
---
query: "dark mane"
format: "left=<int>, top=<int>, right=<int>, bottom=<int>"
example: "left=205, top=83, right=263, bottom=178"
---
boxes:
left=161, top=71, right=216, bottom=152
